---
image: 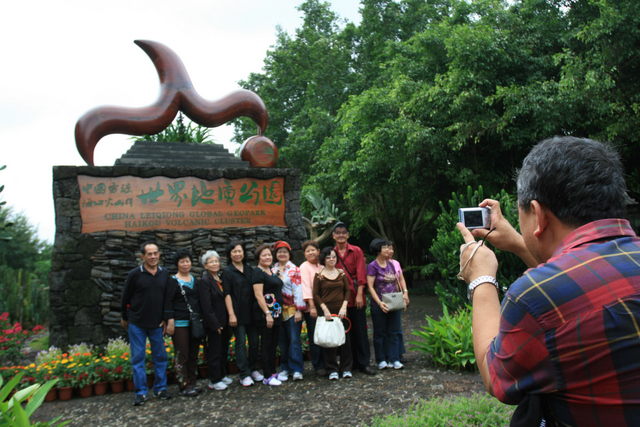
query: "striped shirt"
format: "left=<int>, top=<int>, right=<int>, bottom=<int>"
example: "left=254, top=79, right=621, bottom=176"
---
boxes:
left=488, top=219, right=640, bottom=426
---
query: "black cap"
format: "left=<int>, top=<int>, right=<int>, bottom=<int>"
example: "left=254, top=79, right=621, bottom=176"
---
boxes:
left=332, top=222, right=349, bottom=232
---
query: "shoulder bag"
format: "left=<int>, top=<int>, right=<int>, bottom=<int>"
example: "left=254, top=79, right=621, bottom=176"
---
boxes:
left=178, top=281, right=206, bottom=339
left=380, top=262, right=405, bottom=312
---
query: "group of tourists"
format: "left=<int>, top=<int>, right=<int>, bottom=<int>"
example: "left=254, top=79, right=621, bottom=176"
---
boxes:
left=120, top=222, right=410, bottom=406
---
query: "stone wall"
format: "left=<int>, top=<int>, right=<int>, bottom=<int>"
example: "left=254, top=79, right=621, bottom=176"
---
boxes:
left=50, top=166, right=307, bottom=348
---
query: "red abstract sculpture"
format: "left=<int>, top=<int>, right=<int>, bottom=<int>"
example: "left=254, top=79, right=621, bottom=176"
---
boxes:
left=75, top=40, right=278, bottom=167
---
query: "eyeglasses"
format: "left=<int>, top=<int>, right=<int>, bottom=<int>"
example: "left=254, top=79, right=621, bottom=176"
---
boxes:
left=326, top=255, right=337, bottom=259
left=333, top=231, right=348, bottom=236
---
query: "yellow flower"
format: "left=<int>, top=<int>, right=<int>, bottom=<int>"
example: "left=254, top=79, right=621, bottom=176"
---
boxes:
left=29, top=363, right=35, bottom=368
left=61, top=359, right=68, bottom=364
left=68, top=363, right=77, bottom=368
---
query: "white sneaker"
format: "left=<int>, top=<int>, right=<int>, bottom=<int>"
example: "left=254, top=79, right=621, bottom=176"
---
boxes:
left=251, top=370, right=264, bottom=382
left=378, top=361, right=388, bottom=370
left=293, top=372, right=303, bottom=381
left=393, top=361, right=404, bottom=370
left=208, top=381, right=227, bottom=390
left=241, top=376, right=254, bottom=387
left=221, top=376, right=233, bottom=385
left=329, top=372, right=339, bottom=380
left=262, top=375, right=282, bottom=386
left=277, top=371, right=289, bottom=382
left=342, top=371, right=352, bottom=378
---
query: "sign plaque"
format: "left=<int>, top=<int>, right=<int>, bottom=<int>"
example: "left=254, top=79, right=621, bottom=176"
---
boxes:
left=78, top=175, right=285, bottom=233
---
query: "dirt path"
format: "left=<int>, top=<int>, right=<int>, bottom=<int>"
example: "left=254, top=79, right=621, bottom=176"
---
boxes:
left=33, top=296, right=485, bottom=427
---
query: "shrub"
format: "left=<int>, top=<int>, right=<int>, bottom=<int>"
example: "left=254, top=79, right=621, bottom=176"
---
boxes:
left=0, top=312, right=44, bottom=365
left=409, top=305, right=476, bottom=371
left=426, top=186, right=526, bottom=312
left=368, top=393, right=514, bottom=426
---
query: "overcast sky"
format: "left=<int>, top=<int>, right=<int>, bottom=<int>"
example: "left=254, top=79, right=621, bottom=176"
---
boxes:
left=1, top=0, right=361, bottom=244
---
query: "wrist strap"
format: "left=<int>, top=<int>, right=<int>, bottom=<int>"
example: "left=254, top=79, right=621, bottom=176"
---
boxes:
left=467, top=276, right=499, bottom=300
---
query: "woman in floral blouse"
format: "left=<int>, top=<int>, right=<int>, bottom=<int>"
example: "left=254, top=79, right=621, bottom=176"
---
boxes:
left=272, top=240, right=306, bottom=381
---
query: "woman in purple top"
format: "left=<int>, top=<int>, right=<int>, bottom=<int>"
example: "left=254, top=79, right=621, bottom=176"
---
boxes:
left=366, top=238, right=404, bottom=370
left=386, top=242, right=409, bottom=363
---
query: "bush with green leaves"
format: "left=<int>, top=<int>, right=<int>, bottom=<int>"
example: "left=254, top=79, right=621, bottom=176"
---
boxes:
left=409, top=305, right=476, bottom=371
left=426, top=186, right=526, bottom=313
left=367, top=393, right=514, bottom=427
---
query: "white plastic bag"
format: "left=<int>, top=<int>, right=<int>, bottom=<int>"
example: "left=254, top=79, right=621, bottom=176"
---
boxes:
left=313, top=315, right=346, bottom=348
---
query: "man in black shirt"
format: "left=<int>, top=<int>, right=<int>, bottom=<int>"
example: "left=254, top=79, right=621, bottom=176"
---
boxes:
left=121, top=241, right=174, bottom=405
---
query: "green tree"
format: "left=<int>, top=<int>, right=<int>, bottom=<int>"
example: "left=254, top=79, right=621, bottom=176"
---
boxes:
left=233, top=0, right=640, bottom=267
left=0, top=165, right=13, bottom=241
left=233, top=0, right=357, bottom=177
left=133, top=113, right=217, bottom=144
left=0, top=209, right=51, bottom=327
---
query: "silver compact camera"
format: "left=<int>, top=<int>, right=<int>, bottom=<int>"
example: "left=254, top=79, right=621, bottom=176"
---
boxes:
left=458, top=207, right=491, bottom=230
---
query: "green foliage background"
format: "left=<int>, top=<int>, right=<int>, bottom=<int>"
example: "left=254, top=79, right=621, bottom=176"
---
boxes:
left=233, top=0, right=640, bottom=268
left=428, top=187, right=526, bottom=312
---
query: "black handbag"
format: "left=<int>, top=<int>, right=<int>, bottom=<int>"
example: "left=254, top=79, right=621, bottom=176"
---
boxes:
left=178, top=283, right=205, bottom=340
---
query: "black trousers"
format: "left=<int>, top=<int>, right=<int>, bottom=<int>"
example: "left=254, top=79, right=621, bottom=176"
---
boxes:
left=259, top=323, right=280, bottom=379
left=205, top=326, right=229, bottom=384
left=347, top=306, right=371, bottom=369
left=322, top=317, right=353, bottom=375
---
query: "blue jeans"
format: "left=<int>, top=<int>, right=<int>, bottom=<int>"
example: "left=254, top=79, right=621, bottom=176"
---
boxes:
left=303, top=312, right=324, bottom=371
left=278, top=316, right=304, bottom=374
left=128, top=323, right=168, bottom=396
left=370, top=303, right=402, bottom=363
left=233, top=323, right=259, bottom=379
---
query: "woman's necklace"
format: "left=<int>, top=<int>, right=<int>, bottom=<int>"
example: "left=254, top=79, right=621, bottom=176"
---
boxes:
left=324, top=267, right=338, bottom=277
left=259, top=265, right=271, bottom=274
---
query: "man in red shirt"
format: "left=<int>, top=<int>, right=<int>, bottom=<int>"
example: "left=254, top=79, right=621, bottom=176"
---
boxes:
left=333, top=222, right=376, bottom=375
left=458, top=137, right=640, bottom=425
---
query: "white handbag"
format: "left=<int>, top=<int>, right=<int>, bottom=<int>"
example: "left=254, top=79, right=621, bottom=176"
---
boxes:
left=313, top=315, right=346, bottom=348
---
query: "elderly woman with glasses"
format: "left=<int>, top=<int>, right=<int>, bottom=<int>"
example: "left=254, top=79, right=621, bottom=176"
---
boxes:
left=198, top=250, right=233, bottom=391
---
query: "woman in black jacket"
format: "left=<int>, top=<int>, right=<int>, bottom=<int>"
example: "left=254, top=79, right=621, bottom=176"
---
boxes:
left=169, top=248, right=202, bottom=396
left=222, top=241, right=262, bottom=387
left=198, top=249, right=232, bottom=391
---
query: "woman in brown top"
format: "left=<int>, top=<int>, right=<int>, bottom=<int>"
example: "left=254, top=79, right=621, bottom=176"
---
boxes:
left=313, top=247, right=352, bottom=380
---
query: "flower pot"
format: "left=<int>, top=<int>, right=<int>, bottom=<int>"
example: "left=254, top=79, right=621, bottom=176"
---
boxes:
left=94, top=381, right=109, bottom=396
left=110, top=380, right=125, bottom=394
left=79, top=385, right=93, bottom=398
left=227, top=361, right=238, bottom=374
left=126, top=379, right=135, bottom=391
left=275, top=355, right=281, bottom=367
left=304, top=350, right=311, bottom=361
left=44, top=388, right=57, bottom=402
left=58, top=387, right=73, bottom=401
left=198, top=366, right=209, bottom=379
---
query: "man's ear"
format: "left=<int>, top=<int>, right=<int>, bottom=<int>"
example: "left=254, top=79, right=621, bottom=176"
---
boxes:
left=530, top=200, right=549, bottom=238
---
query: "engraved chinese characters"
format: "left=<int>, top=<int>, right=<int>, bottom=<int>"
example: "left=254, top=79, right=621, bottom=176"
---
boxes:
left=78, top=176, right=285, bottom=233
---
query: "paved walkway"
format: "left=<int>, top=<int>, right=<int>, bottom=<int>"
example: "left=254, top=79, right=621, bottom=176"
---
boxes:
left=33, top=296, right=485, bottom=427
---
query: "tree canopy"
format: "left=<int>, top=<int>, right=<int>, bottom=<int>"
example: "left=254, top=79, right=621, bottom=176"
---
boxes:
left=234, top=0, right=640, bottom=265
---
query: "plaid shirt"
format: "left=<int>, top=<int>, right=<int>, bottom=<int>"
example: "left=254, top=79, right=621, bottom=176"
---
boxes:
left=488, top=219, right=640, bottom=426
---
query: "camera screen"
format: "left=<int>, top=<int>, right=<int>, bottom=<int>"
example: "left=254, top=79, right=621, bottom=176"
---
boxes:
left=464, top=210, right=484, bottom=227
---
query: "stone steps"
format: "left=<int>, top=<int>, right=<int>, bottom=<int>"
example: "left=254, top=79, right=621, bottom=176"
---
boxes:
left=115, top=140, right=249, bottom=168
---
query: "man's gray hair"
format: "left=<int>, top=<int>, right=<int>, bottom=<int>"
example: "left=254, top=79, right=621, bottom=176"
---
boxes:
left=201, top=250, right=220, bottom=266
left=516, top=136, right=627, bottom=227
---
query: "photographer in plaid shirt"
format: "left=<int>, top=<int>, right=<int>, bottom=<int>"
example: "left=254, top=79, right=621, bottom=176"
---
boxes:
left=457, top=137, right=640, bottom=426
